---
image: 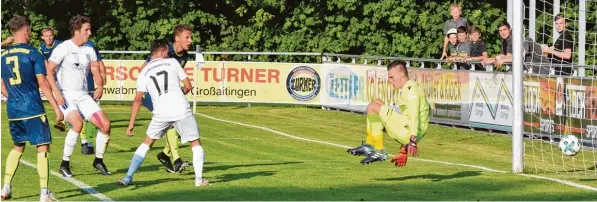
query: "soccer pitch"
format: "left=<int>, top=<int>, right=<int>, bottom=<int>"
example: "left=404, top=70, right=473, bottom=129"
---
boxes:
left=1, top=103, right=596, bottom=201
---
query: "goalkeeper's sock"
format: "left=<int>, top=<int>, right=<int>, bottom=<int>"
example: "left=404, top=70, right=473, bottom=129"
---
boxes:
left=63, top=130, right=79, bottom=161
left=163, top=128, right=181, bottom=160
left=80, top=122, right=88, bottom=144
left=81, top=121, right=97, bottom=145
left=368, top=114, right=384, bottom=150
left=191, top=145, right=205, bottom=180
left=37, top=152, right=49, bottom=189
left=126, top=143, right=150, bottom=178
left=365, top=118, right=374, bottom=145
left=3, top=150, right=22, bottom=184
left=95, top=131, right=110, bottom=159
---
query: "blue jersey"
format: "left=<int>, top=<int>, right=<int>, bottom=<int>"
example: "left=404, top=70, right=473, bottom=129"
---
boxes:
left=84, top=41, right=102, bottom=92
left=1, top=43, right=47, bottom=120
left=39, top=39, right=62, bottom=59
left=146, top=43, right=189, bottom=67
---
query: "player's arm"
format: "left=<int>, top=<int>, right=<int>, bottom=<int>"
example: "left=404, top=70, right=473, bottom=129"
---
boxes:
left=405, top=88, right=421, bottom=156
left=1, top=80, right=8, bottom=98
left=176, top=61, right=192, bottom=95
left=99, top=60, right=107, bottom=84
left=93, top=45, right=107, bottom=84
left=33, top=51, right=63, bottom=121
left=45, top=61, right=65, bottom=105
left=126, top=91, right=144, bottom=136
left=37, top=75, right=63, bottom=121
left=90, top=61, right=104, bottom=99
left=1, top=36, right=14, bottom=47
left=127, top=76, right=147, bottom=136
left=46, top=46, right=67, bottom=105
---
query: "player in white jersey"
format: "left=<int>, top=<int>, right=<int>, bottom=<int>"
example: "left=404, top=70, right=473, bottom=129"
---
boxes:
left=45, top=15, right=112, bottom=177
left=117, top=39, right=208, bottom=187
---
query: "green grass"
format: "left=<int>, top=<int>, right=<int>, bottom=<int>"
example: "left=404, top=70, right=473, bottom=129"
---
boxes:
left=1, top=104, right=596, bottom=201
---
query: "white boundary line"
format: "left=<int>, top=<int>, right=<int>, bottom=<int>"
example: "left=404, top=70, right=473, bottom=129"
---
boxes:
left=194, top=112, right=597, bottom=193
left=18, top=159, right=113, bottom=201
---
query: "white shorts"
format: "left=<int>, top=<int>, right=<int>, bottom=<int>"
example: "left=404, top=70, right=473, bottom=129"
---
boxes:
left=59, top=92, right=102, bottom=121
left=146, top=115, right=200, bottom=144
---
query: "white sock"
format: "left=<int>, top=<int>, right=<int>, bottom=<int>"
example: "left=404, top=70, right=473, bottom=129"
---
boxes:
left=126, top=143, right=150, bottom=178
left=62, top=130, right=79, bottom=161
left=81, top=139, right=88, bottom=144
left=95, top=131, right=110, bottom=158
left=192, top=145, right=204, bottom=179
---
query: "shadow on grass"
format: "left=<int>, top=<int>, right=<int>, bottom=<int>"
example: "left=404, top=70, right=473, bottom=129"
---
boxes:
left=375, top=171, right=482, bottom=182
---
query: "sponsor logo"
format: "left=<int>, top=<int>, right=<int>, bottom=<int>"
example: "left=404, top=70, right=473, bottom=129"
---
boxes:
left=326, top=67, right=359, bottom=100
left=286, top=66, right=321, bottom=101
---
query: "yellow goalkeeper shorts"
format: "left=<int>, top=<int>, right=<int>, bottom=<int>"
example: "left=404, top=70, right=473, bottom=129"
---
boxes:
left=379, top=105, right=411, bottom=145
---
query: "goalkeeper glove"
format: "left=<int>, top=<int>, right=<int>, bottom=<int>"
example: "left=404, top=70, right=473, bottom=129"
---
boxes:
left=405, top=135, right=419, bottom=156
left=391, top=146, right=408, bottom=167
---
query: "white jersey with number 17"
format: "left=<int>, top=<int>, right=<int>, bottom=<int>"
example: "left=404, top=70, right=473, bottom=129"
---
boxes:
left=137, top=58, right=191, bottom=121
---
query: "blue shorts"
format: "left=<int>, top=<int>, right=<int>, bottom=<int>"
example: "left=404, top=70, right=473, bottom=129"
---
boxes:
left=141, top=93, right=154, bottom=112
left=9, top=115, right=52, bottom=146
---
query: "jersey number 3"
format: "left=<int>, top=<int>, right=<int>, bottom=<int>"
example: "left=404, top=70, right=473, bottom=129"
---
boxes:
left=150, top=70, right=168, bottom=96
left=5, top=56, right=22, bottom=85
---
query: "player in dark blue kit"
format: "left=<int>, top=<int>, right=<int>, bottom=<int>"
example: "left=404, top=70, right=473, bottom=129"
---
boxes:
left=0, top=16, right=64, bottom=202
left=39, top=27, right=62, bottom=59
left=139, top=24, right=192, bottom=173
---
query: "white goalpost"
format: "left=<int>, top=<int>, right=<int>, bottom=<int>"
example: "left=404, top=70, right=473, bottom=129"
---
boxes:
left=512, top=0, right=525, bottom=173
left=515, top=0, right=597, bottom=176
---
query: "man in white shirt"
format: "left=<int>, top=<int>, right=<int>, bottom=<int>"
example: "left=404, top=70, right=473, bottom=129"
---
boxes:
left=117, top=39, right=208, bottom=187
left=45, top=15, right=112, bottom=177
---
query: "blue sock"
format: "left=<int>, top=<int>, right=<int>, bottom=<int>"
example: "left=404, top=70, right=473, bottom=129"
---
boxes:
left=126, top=143, right=150, bottom=178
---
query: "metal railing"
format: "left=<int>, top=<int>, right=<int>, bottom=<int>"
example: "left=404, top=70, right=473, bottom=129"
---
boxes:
left=94, top=50, right=597, bottom=77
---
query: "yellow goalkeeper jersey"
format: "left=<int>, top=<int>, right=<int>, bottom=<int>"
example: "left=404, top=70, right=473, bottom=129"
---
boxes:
left=397, top=80, right=431, bottom=139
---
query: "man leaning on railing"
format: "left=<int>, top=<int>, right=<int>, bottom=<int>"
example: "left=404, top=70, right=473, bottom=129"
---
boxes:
left=482, top=21, right=551, bottom=74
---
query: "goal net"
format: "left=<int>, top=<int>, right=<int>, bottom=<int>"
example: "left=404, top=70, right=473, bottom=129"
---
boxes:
left=520, top=0, right=597, bottom=176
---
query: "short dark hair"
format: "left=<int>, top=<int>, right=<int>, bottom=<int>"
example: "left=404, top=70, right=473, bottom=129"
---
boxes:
left=151, top=39, right=169, bottom=54
left=498, top=21, right=511, bottom=29
left=554, top=14, right=567, bottom=22
left=9, top=15, right=30, bottom=33
left=469, top=26, right=481, bottom=34
left=174, top=24, right=193, bottom=36
left=69, top=15, right=90, bottom=36
left=387, top=60, right=408, bottom=77
left=457, top=26, right=467, bottom=34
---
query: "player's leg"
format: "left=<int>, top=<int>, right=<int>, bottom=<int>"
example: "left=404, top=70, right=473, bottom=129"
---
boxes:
left=359, top=101, right=390, bottom=165
left=142, top=93, right=178, bottom=173
left=59, top=102, right=83, bottom=178
left=117, top=119, right=168, bottom=185
left=172, top=115, right=208, bottom=186
left=83, top=102, right=112, bottom=175
left=28, top=116, right=57, bottom=201
left=1, top=120, right=26, bottom=200
left=347, top=100, right=384, bottom=157
left=163, top=128, right=187, bottom=173
left=79, top=107, right=95, bottom=155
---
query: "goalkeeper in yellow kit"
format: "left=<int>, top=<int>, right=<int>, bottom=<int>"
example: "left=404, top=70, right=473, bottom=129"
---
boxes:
left=347, top=60, right=430, bottom=167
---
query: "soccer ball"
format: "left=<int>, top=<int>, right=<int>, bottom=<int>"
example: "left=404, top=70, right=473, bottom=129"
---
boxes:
left=559, top=135, right=581, bottom=156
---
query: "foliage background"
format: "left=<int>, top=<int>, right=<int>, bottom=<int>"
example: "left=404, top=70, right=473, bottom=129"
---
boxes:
left=1, top=0, right=595, bottom=65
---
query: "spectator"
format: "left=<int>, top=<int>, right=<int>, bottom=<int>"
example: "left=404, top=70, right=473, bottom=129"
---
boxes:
left=455, top=26, right=472, bottom=70
left=483, top=22, right=551, bottom=74
left=465, top=26, right=488, bottom=71
left=543, top=14, right=574, bottom=75
left=483, top=22, right=513, bottom=69
left=444, top=28, right=459, bottom=63
left=441, top=3, right=471, bottom=59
